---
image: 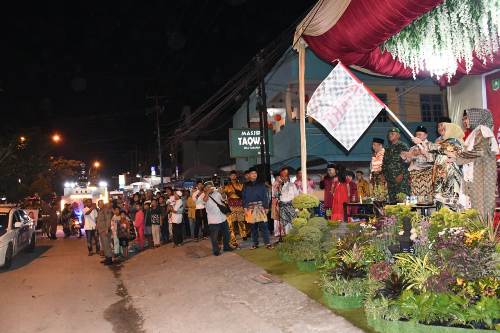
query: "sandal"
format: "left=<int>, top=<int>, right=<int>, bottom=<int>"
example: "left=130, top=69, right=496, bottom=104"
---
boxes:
left=250, top=245, right=258, bottom=250
left=266, top=244, right=274, bottom=250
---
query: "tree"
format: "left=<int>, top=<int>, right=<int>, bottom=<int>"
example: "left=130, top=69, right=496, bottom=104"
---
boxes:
left=47, top=157, right=83, bottom=194
left=29, top=176, right=52, bottom=199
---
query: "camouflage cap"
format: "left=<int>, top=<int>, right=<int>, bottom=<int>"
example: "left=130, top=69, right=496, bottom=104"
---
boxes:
left=388, top=127, right=400, bottom=133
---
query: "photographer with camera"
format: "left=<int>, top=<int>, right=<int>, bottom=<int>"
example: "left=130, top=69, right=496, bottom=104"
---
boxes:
left=202, top=181, right=233, bottom=256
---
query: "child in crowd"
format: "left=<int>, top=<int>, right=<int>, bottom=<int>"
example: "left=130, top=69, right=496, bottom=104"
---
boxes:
left=111, top=207, right=122, bottom=256
left=118, top=210, right=130, bottom=258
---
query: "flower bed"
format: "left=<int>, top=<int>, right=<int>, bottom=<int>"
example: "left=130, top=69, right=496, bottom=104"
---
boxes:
left=362, top=207, right=500, bottom=331
left=276, top=202, right=500, bottom=331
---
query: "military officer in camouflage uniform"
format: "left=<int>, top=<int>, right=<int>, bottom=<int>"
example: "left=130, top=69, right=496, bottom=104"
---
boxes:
left=382, top=128, right=410, bottom=203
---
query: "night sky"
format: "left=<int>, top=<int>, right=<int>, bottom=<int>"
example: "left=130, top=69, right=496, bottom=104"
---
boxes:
left=0, top=0, right=315, bottom=178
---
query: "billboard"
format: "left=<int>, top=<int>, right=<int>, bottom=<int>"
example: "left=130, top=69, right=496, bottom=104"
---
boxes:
left=229, top=128, right=274, bottom=158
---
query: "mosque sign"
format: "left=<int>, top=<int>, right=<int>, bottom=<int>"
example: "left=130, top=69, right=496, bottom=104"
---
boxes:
left=229, top=128, right=273, bottom=158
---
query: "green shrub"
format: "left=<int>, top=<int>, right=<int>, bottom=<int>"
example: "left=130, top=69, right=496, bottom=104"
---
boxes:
left=297, top=209, right=311, bottom=219
left=291, top=217, right=307, bottom=229
left=308, top=217, right=329, bottom=232
left=290, top=226, right=323, bottom=262
left=297, top=226, right=322, bottom=243
left=292, top=193, right=320, bottom=209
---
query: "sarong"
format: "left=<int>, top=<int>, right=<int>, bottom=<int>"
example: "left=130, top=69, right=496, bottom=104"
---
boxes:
left=410, top=168, right=433, bottom=199
left=245, top=201, right=267, bottom=224
left=278, top=201, right=296, bottom=228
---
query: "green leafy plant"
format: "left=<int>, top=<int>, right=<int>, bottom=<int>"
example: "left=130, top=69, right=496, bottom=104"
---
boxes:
left=428, top=208, right=481, bottom=241
left=291, top=217, right=307, bottom=229
left=470, top=214, right=500, bottom=242
left=396, top=290, right=467, bottom=325
left=364, top=296, right=403, bottom=322
left=376, top=273, right=411, bottom=300
left=361, top=245, right=386, bottom=266
left=297, top=209, right=311, bottom=219
left=292, top=193, right=319, bottom=209
left=321, top=276, right=367, bottom=297
left=394, top=253, right=439, bottom=291
left=464, top=296, right=500, bottom=330
left=395, top=192, right=407, bottom=203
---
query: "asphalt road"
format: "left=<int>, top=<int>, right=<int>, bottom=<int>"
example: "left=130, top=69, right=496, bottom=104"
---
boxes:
left=0, top=234, right=363, bottom=333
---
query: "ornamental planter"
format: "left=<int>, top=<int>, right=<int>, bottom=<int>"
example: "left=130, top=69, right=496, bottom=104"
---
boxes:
left=322, top=290, right=364, bottom=309
left=296, top=260, right=316, bottom=272
left=367, top=318, right=497, bottom=333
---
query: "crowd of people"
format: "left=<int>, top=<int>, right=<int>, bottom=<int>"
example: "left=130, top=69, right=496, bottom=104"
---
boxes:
left=37, top=109, right=498, bottom=265
left=55, top=167, right=277, bottom=265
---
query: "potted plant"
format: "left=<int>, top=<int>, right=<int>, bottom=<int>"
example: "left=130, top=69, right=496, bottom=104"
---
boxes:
left=320, top=243, right=371, bottom=309
left=292, top=225, right=323, bottom=272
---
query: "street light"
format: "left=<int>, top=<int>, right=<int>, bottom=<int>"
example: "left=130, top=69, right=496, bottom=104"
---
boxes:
left=19, top=136, right=26, bottom=143
left=52, top=133, right=61, bottom=143
left=93, top=161, right=101, bottom=168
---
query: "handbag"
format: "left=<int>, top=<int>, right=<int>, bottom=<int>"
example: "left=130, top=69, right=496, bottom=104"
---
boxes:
left=209, top=195, right=231, bottom=215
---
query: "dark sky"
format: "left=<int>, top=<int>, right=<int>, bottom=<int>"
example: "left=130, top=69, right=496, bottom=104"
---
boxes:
left=0, top=0, right=314, bottom=177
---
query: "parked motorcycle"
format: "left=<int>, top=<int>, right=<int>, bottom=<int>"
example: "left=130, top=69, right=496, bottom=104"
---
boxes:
left=70, top=217, right=82, bottom=238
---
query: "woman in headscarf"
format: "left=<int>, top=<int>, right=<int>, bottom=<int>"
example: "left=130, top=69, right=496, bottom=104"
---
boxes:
left=413, top=123, right=465, bottom=211
left=457, top=108, right=498, bottom=219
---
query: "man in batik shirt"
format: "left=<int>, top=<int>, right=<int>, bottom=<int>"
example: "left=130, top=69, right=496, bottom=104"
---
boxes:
left=223, top=170, right=248, bottom=247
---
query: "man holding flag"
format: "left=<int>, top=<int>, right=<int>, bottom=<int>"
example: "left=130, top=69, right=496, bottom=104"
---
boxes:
left=307, top=61, right=415, bottom=203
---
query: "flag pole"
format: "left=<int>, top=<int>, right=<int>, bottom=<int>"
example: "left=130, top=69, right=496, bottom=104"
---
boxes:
left=298, top=41, right=307, bottom=193
left=384, top=107, right=414, bottom=139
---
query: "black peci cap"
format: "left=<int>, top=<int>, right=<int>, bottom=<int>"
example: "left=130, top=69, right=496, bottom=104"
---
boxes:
left=372, top=137, right=384, bottom=144
left=438, top=116, right=451, bottom=123
left=415, top=125, right=427, bottom=134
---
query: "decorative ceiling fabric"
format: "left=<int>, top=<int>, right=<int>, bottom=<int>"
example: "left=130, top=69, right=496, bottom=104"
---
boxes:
left=298, top=0, right=500, bottom=86
left=293, top=0, right=351, bottom=44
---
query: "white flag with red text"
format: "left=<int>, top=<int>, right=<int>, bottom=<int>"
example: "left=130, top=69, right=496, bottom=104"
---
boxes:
left=307, top=62, right=386, bottom=150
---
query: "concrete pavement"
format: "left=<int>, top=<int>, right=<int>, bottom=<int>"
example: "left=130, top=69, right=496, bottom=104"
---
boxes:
left=0, top=235, right=363, bottom=333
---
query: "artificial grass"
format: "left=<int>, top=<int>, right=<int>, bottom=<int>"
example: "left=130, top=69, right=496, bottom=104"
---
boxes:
left=238, top=247, right=376, bottom=333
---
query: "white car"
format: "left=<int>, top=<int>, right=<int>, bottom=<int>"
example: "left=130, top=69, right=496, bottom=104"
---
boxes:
left=0, top=205, right=36, bottom=268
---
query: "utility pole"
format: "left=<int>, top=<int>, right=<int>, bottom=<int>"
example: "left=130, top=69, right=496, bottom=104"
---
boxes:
left=155, top=97, right=164, bottom=189
left=256, top=51, right=271, bottom=183
left=146, top=95, right=166, bottom=189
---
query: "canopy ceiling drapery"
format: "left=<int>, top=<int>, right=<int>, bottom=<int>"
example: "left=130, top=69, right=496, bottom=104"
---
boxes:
left=299, top=0, right=500, bottom=86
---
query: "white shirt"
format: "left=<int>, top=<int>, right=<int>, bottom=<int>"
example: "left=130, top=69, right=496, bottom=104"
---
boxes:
left=205, top=191, right=226, bottom=225
left=83, top=207, right=98, bottom=230
left=192, top=190, right=206, bottom=209
left=280, top=181, right=299, bottom=202
left=169, top=199, right=184, bottom=224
